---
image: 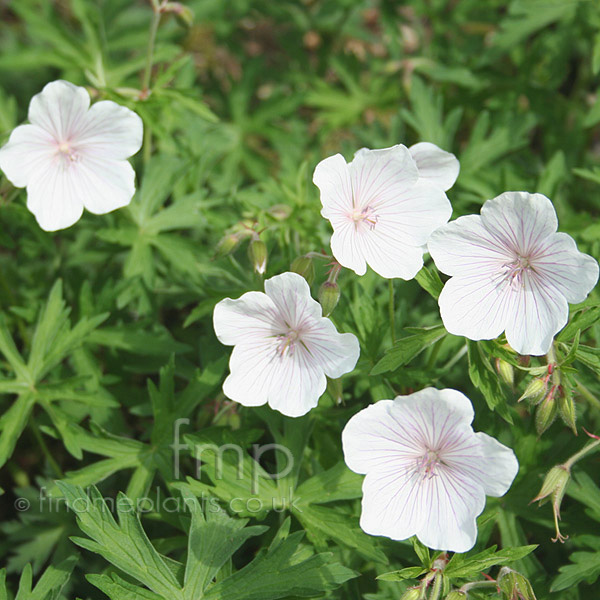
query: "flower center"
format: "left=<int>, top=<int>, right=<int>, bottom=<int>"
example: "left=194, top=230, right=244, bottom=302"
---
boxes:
left=56, top=141, right=79, bottom=166
left=499, top=254, right=533, bottom=290
left=414, top=448, right=443, bottom=480
left=275, top=329, right=300, bottom=357
left=350, top=205, right=378, bottom=231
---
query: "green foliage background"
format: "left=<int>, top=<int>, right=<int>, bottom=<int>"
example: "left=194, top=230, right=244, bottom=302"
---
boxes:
left=1, top=0, right=600, bottom=598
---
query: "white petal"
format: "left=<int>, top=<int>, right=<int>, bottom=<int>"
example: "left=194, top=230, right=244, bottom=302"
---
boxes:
left=28, top=80, right=90, bottom=141
left=415, top=468, right=484, bottom=552
left=348, top=145, right=419, bottom=209
left=428, top=214, right=513, bottom=277
left=408, top=387, right=475, bottom=427
left=301, top=319, right=360, bottom=378
left=359, top=468, right=424, bottom=541
left=504, top=273, right=568, bottom=356
left=330, top=224, right=368, bottom=276
left=222, top=322, right=329, bottom=418
left=213, top=291, right=280, bottom=346
left=73, top=156, right=137, bottom=215
left=26, top=166, right=83, bottom=231
left=266, top=347, right=327, bottom=417
left=342, top=400, right=403, bottom=474
left=223, top=340, right=279, bottom=409
left=437, top=272, right=515, bottom=342
left=314, top=153, right=353, bottom=227
left=480, top=192, right=558, bottom=255
left=360, top=233, right=424, bottom=280
left=532, top=232, right=599, bottom=304
left=409, top=142, right=460, bottom=191
left=264, top=272, right=322, bottom=328
left=76, top=100, right=143, bottom=160
left=0, top=124, right=55, bottom=188
left=472, top=432, right=519, bottom=497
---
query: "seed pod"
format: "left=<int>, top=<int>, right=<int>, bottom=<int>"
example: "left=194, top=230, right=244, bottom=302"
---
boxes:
left=319, top=281, right=340, bottom=316
left=532, top=465, right=570, bottom=509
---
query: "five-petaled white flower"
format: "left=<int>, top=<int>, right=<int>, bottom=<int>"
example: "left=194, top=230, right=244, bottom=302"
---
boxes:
left=213, top=272, right=360, bottom=417
left=0, top=80, right=143, bottom=231
left=313, top=143, right=457, bottom=280
left=428, top=191, right=599, bottom=356
left=342, top=387, right=518, bottom=552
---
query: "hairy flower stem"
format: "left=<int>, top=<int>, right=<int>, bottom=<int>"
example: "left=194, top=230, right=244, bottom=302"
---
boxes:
left=428, top=574, right=443, bottom=600
left=142, top=1, right=163, bottom=163
left=389, top=279, right=396, bottom=344
left=143, top=3, right=162, bottom=92
left=564, top=439, right=600, bottom=470
left=576, top=380, right=600, bottom=410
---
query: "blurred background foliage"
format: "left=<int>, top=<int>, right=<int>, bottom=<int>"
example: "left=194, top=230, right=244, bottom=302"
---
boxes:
left=1, top=0, right=600, bottom=598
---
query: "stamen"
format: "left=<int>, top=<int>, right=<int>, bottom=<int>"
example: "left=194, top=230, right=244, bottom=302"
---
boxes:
left=275, top=330, right=300, bottom=357
left=351, top=205, right=378, bottom=231
left=497, top=254, right=533, bottom=290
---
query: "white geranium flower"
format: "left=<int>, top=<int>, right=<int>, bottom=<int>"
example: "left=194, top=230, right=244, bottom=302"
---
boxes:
left=0, top=80, right=143, bottom=231
left=313, top=143, right=456, bottom=280
left=213, top=272, right=360, bottom=417
left=342, top=388, right=518, bottom=552
left=428, top=191, right=599, bottom=356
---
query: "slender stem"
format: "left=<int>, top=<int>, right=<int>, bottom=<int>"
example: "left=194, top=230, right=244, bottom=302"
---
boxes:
left=142, top=7, right=161, bottom=91
left=459, top=580, right=498, bottom=593
left=30, top=418, right=64, bottom=479
left=388, top=279, right=396, bottom=345
left=564, top=439, right=600, bottom=470
left=576, top=380, right=600, bottom=410
left=439, top=344, right=467, bottom=373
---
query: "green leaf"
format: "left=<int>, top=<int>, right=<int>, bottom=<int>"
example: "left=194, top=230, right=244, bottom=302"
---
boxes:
left=202, top=526, right=357, bottom=600
left=376, top=566, right=427, bottom=582
left=557, top=306, right=600, bottom=342
left=294, top=503, right=388, bottom=564
left=467, top=340, right=512, bottom=423
left=444, top=545, right=537, bottom=579
left=371, top=325, right=446, bottom=375
left=415, top=265, right=444, bottom=300
left=551, top=551, right=600, bottom=591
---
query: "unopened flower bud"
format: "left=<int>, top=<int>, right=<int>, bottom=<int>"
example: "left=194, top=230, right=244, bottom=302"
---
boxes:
left=319, top=281, right=340, bottom=316
left=213, top=233, right=240, bottom=259
left=497, top=567, right=537, bottom=600
left=248, top=238, right=267, bottom=275
left=291, top=255, right=315, bottom=285
left=162, top=2, right=194, bottom=26
left=518, top=377, right=547, bottom=403
left=446, top=592, right=467, bottom=600
left=399, top=588, right=422, bottom=600
left=327, top=377, right=343, bottom=404
left=535, top=386, right=558, bottom=435
left=496, top=358, right=514, bottom=387
left=558, top=389, right=577, bottom=435
left=268, top=204, right=292, bottom=221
